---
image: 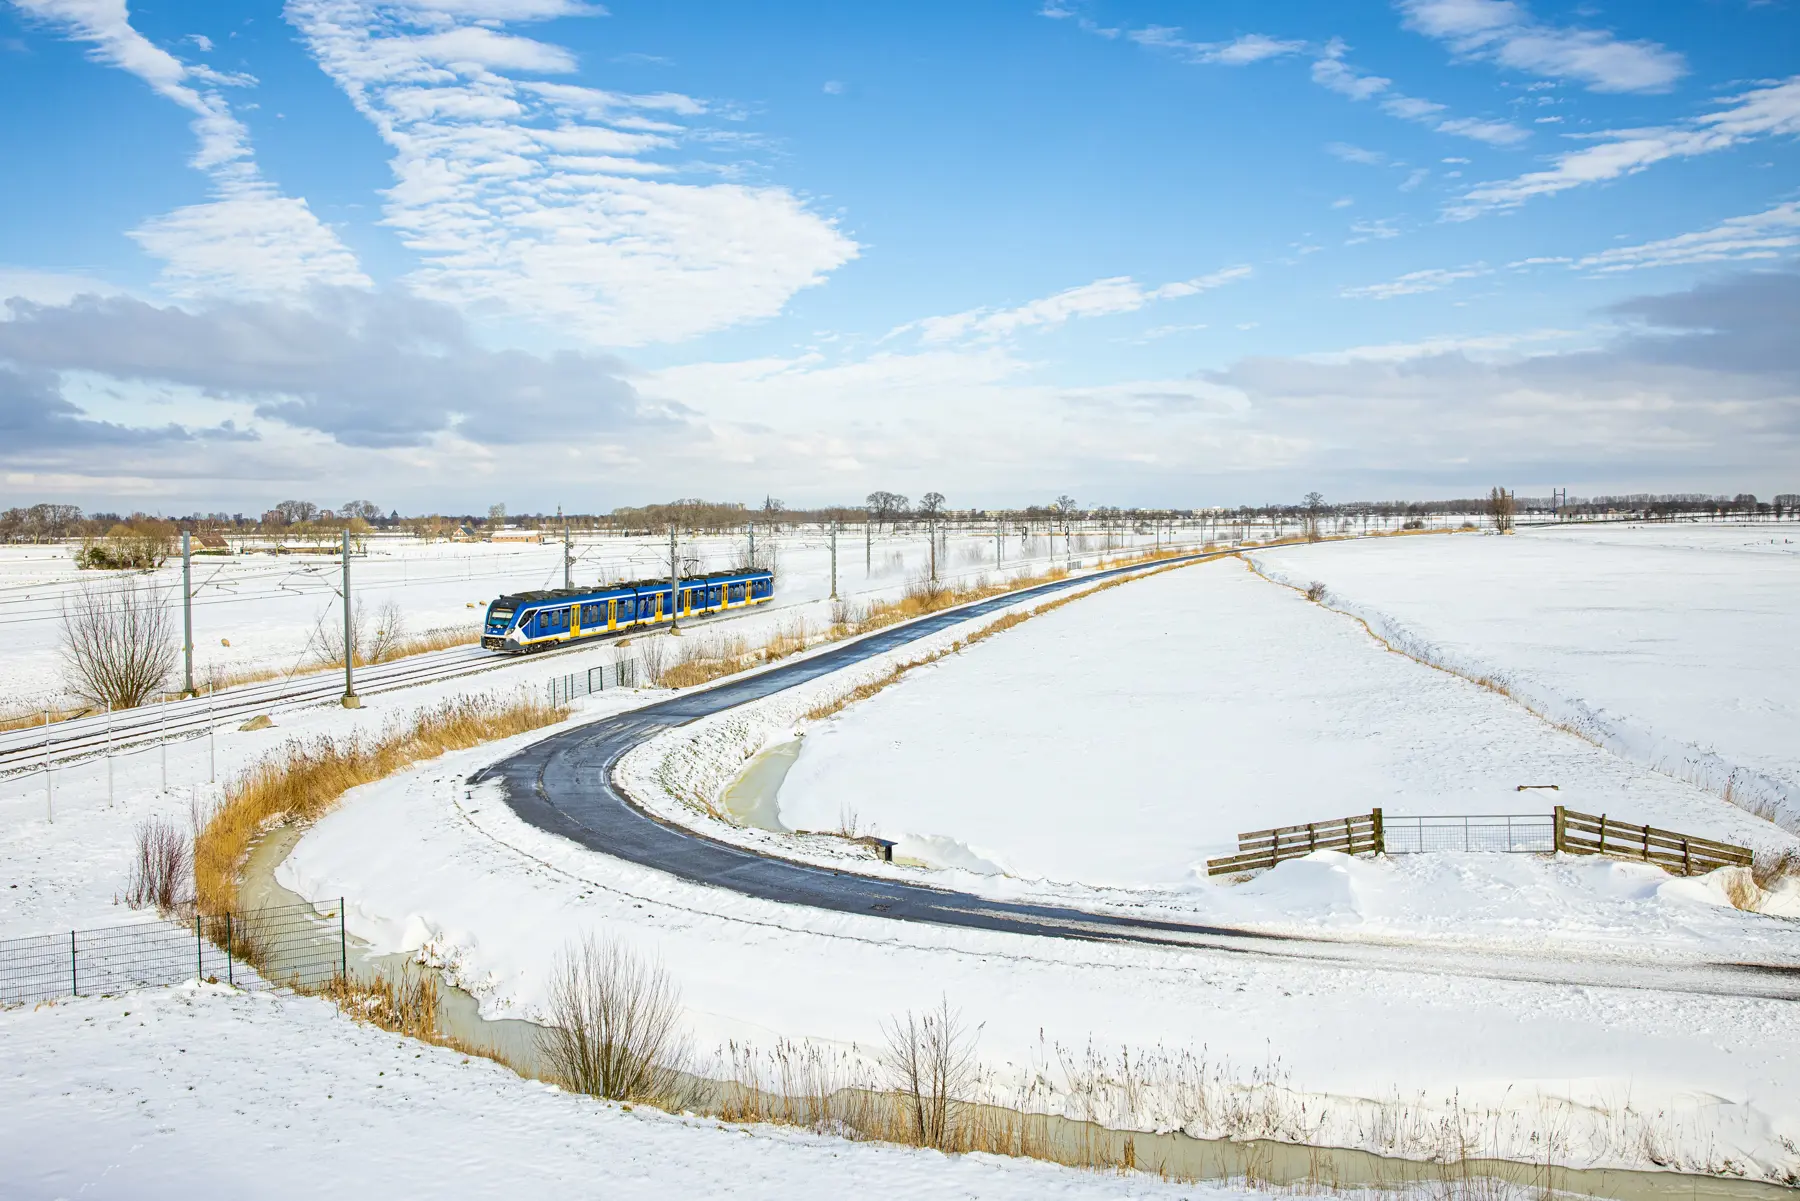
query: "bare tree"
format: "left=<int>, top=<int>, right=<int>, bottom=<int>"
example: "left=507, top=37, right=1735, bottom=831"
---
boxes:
left=274, top=499, right=320, bottom=525
left=1053, top=494, right=1077, bottom=517
left=125, top=817, right=192, bottom=915
left=866, top=490, right=909, bottom=532
left=308, top=597, right=405, bottom=667
left=538, top=936, right=686, bottom=1102
left=917, top=491, right=946, bottom=519
left=60, top=580, right=178, bottom=709
left=1488, top=487, right=1516, bottom=534
left=881, top=997, right=977, bottom=1149
left=487, top=502, right=507, bottom=526
left=341, top=499, right=382, bottom=522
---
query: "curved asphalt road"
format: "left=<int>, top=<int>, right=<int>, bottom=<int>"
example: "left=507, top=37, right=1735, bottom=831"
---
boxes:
left=483, top=549, right=1800, bottom=1001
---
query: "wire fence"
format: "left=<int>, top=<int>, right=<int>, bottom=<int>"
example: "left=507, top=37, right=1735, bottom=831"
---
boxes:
left=547, top=659, right=638, bottom=705
left=1381, top=814, right=1557, bottom=854
left=0, top=899, right=345, bottom=1007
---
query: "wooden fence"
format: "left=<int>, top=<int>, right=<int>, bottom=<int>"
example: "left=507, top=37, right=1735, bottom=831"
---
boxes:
left=1556, top=806, right=1751, bottom=877
left=1205, top=810, right=1384, bottom=877
left=1205, top=805, right=1750, bottom=879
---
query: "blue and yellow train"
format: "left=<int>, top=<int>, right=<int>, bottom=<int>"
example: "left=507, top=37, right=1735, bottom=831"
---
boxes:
left=481, top=569, right=774, bottom=652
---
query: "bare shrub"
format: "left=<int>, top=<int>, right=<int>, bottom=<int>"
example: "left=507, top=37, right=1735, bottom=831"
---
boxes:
left=636, top=635, right=672, bottom=686
left=1305, top=581, right=1327, bottom=602
left=60, top=580, right=178, bottom=709
left=539, top=936, right=687, bottom=1103
left=881, top=997, right=977, bottom=1149
left=73, top=521, right=176, bottom=570
left=307, top=597, right=407, bottom=667
left=126, top=817, right=192, bottom=914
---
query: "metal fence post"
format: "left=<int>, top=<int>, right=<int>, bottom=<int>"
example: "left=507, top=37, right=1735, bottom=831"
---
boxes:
left=226, top=913, right=234, bottom=987
left=195, top=913, right=203, bottom=981
left=69, top=930, right=77, bottom=997
left=340, top=901, right=347, bottom=981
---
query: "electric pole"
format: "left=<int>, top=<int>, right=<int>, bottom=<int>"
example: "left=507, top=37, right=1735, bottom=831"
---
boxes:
left=994, top=519, right=1001, bottom=569
left=829, top=518, right=838, bottom=600
left=864, top=517, right=871, bottom=577
left=928, top=519, right=937, bottom=584
left=747, top=520, right=755, bottom=569
left=668, top=523, right=680, bottom=632
left=561, top=505, right=572, bottom=590
left=181, top=531, right=195, bottom=697
left=340, top=529, right=360, bottom=708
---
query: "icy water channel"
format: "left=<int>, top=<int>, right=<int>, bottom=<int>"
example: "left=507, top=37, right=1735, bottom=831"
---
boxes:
left=238, top=823, right=1792, bottom=1201
left=719, top=738, right=801, bottom=831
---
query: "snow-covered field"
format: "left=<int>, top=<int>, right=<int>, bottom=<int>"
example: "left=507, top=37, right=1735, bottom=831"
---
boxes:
left=0, top=983, right=1242, bottom=1201
left=1249, top=522, right=1800, bottom=832
left=9, top=522, right=1800, bottom=1189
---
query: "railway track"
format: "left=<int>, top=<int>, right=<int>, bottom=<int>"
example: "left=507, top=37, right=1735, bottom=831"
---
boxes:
left=0, top=637, right=612, bottom=776
left=1, top=542, right=1211, bottom=777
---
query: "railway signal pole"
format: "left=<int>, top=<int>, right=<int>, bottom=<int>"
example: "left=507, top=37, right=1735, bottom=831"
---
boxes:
left=341, top=529, right=360, bottom=708
left=181, top=531, right=195, bottom=697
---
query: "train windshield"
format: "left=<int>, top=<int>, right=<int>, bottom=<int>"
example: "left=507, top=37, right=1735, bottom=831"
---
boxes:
left=490, top=608, right=515, bottom=624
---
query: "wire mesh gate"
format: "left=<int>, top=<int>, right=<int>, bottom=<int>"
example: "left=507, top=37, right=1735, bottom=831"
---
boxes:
left=0, top=899, right=346, bottom=1007
left=1381, top=814, right=1556, bottom=854
left=547, top=659, right=637, bottom=706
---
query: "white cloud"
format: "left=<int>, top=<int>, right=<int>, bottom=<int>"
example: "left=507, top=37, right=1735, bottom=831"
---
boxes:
left=1313, top=39, right=1529, bottom=145
left=289, top=0, right=858, bottom=346
left=1346, top=218, right=1402, bottom=244
left=1328, top=142, right=1387, bottom=165
left=1572, top=202, right=1800, bottom=273
left=1332, top=196, right=1355, bottom=209
left=1449, top=76, right=1800, bottom=218
left=1129, top=26, right=1305, bottom=65
left=822, top=80, right=844, bottom=94
left=1341, top=263, right=1490, bottom=299
left=15, top=0, right=368, bottom=295
left=899, top=267, right=1252, bottom=344
left=1398, top=0, right=1685, bottom=94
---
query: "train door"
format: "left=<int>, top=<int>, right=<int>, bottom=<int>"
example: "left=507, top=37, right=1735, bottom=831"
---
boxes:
left=570, top=605, right=580, bottom=638
left=607, top=599, right=617, bottom=631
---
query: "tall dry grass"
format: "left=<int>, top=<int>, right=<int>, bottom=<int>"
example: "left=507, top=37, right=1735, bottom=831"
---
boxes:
left=194, top=691, right=567, bottom=914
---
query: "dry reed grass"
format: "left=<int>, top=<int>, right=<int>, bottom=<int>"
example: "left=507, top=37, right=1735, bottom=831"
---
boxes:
left=194, top=691, right=567, bottom=913
left=0, top=704, right=89, bottom=734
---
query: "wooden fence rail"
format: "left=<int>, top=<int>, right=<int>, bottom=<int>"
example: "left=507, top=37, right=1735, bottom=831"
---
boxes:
left=1206, top=810, right=1383, bottom=876
left=1556, top=806, right=1751, bottom=877
left=1206, top=805, right=1751, bottom=879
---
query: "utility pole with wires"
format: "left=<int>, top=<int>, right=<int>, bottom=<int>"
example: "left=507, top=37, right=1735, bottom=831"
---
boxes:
left=560, top=506, right=573, bottom=590
left=864, top=516, right=871, bottom=577
left=829, top=518, right=838, bottom=600
left=668, top=523, right=681, bottom=633
left=928, top=519, right=937, bottom=584
left=747, top=521, right=755, bottom=570
left=340, top=529, right=360, bottom=708
left=181, top=531, right=195, bottom=697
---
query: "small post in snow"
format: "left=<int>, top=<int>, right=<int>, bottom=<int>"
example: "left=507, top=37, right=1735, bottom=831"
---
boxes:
left=43, top=709, right=53, bottom=824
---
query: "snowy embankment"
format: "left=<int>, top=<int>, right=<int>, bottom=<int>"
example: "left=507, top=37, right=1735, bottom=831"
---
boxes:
left=1247, top=525, right=1800, bottom=834
left=0, top=983, right=1232, bottom=1201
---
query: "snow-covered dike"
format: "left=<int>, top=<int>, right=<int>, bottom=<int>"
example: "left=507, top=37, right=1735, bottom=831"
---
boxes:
left=0, top=984, right=1239, bottom=1201
left=1248, top=524, right=1800, bottom=832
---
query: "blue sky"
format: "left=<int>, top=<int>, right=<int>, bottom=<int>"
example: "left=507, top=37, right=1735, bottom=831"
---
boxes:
left=1, top=0, right=1797, bottom=513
